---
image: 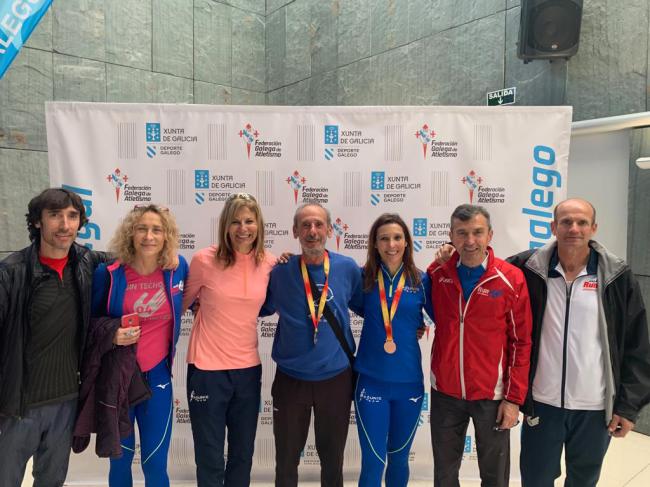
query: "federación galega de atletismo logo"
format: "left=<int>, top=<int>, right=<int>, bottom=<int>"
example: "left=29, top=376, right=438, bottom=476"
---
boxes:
left=107, top=168, right=128, bottom=202
left=415, top=124, right=436, bottom=159
left=461, top=170, right=483, bottom=204
left=286, top=170, right=306, bottom=204
left=332, top=217, right=349, bottom=251
left=239, top=123, right=259, bottom=159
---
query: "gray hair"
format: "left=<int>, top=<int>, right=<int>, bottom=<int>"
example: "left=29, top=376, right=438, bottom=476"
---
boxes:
left=293, top=202, right=332, bottom=228
left=450, top=204, right=492, bottom=230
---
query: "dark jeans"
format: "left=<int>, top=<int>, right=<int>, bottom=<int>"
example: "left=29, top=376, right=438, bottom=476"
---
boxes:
left=0, top=399, right=77, bottom=487
left=187, top=364, right=262, bottom=487
left=271, top=367, right=353, bottom=487
left=429, top=389, right=510, bottom=487
left=520, top=401, right=611, bottom=487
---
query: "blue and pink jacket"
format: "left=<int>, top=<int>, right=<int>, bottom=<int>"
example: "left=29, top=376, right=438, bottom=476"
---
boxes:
left=91, top=257, right=189, bottom=366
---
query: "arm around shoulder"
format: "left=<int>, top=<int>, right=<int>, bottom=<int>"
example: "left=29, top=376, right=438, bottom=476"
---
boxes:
left=91, top=264, right=110, bottom=317
left=504, top=268, right=533, bottom=405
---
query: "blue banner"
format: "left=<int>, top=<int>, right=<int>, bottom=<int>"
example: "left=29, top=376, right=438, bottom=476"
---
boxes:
left=0, top=0, right=52, bottom=80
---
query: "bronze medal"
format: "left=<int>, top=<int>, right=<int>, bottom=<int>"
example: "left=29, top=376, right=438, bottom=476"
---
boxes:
left=384, top=340, right=397, bottom=354
left=378, top=271, right=405, bottom=356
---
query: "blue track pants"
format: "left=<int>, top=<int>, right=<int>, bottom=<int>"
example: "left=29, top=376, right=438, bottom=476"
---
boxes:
left=109, top=359, right=173, bottom=487
left=354, top=374, right=423, bottom=487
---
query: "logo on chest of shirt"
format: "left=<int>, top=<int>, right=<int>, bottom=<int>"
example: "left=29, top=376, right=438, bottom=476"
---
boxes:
left=314, top=284, right=334, bottom=306
left=172, top=280, right=184, bottom=294
left=134, top=288, right=167, bottom=317
left=305, top=285, right=334, bottom=321
left=438, top=277, right=454, bottom=284
left=582, top=278, right=598, bottom=291
left=475, top=287, right=503, bottom=299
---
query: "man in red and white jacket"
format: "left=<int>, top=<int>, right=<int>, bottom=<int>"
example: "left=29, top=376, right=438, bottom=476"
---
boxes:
left=427, top=204, right=532, bottom=487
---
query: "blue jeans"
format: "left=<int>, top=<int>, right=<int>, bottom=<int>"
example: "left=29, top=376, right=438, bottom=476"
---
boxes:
left=520, top=401, right=611, bottom=487
left=109, top=359, right=174, bottom=487
left=187, top=363, right=262, bottom=487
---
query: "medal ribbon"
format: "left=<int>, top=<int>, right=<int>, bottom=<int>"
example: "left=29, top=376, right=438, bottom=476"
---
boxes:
left=300, top=251, right=330, bottom=337
left=378, top=270, right=406, bottom=343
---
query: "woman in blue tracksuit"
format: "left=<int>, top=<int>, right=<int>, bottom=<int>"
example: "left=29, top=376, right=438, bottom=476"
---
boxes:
left=354, top=213, right=434, bottom=487
left=91, top=205, right=188, bottom=487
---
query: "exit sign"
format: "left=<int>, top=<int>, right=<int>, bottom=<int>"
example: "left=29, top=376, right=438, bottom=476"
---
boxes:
left=487, top=87, right=516, bottom=106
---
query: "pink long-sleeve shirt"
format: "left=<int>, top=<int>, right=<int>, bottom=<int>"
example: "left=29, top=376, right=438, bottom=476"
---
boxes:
left=183, top=246, right=275, bottom=370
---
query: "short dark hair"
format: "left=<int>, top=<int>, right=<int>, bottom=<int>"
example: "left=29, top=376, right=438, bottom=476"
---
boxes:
left=450, top=204, right=491, bottom=230
left=26, top=188, right=88, bottom=242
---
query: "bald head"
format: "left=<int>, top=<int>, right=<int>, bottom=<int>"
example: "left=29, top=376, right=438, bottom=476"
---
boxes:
left=553, top=198, right=596, bottom=225
left=551, top=198, right=598, bottom=253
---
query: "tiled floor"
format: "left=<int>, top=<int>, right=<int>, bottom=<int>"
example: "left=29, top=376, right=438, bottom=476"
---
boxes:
left=21, top=431, right=650, bottom=486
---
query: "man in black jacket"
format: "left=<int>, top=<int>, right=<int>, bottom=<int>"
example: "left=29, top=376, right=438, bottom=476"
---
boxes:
left=509, top=198, right=650, bottom=487
left=0, top=188, right=106, bottom=487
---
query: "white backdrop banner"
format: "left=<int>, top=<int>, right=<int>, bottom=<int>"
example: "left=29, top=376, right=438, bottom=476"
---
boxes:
left=46, top=102, right=571, bottom=483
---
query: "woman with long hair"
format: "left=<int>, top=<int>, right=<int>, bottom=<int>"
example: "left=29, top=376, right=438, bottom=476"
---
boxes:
left=354, top=213, right=434, bottom=487
left=91, top=204, right=188, bottom=487
left=182, top=192, right=276, bottom=487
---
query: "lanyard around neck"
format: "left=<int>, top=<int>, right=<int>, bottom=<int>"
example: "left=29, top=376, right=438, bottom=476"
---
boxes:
left=300, top=252, right=330, bottom=338
left=378, top=269, right=405, bottom=353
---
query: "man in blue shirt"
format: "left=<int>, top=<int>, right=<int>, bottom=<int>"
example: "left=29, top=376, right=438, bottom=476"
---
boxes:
left=262, top=202, right=363, bottom=487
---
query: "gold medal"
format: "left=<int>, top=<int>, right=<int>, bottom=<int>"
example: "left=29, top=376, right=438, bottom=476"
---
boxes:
left=384, top=340, right=397, bottom=354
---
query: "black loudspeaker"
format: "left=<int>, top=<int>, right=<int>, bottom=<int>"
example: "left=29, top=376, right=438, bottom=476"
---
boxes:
left=517, top=0, right=583, bottom=62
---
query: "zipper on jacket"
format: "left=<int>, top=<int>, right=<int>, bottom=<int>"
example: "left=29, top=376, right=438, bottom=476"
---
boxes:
left=167, top=268, right=177, bottom=374
left=381, top=263, right=403, bottom=298
left=560, top=281, right=574, bottom=408
left=458, top=295, right=466, bottom=399
left=457, top=273, right=500, bottom=401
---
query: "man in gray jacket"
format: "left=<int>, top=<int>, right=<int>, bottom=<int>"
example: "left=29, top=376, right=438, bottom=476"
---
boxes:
left=508, top=198, right=650, bottom=487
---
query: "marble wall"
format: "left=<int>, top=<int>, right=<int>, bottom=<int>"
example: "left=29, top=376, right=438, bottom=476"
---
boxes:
left=0, top=0, right=266, bottom=250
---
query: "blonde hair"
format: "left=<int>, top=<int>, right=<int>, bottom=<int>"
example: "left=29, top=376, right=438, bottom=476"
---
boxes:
left=216, top=193, right=266, bottom=267
left=109, top=205, right=179, bottom=270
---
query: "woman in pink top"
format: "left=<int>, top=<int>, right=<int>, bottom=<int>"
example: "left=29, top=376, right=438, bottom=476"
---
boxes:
left=90, top=204, right=189, bottom=487
left=183, top=192, right=275, bottom=487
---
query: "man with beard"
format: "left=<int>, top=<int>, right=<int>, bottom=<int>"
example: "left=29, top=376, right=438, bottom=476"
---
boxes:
left=262, top=202, right=363, bottom=487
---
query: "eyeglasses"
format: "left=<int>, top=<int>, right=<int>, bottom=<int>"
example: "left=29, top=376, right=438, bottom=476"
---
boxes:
left=133, top=204, right=170, bottom=212
left=226, top=192, right=256, bottom=202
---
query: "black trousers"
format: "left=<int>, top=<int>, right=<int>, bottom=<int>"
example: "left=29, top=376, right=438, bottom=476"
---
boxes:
left=520, top=401, right=611, bottom=487
left=429, top=389, right=510, bottom=487
left=271, top=368, right=353, bottom=487
left=187, top=364, right=262, bottom=487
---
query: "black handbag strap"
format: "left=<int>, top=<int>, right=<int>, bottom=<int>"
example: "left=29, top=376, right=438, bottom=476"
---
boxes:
left=307, top=270, right=355, bottom=366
